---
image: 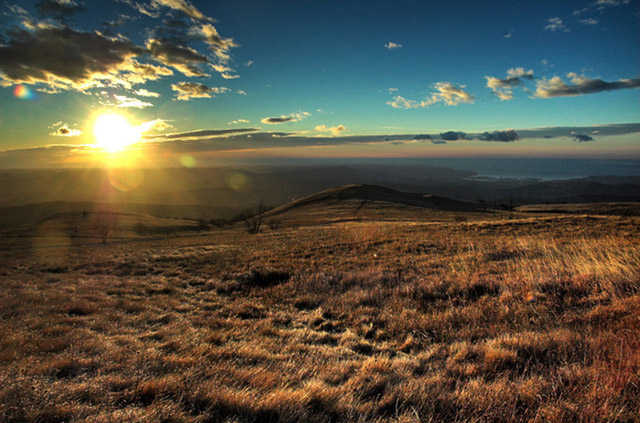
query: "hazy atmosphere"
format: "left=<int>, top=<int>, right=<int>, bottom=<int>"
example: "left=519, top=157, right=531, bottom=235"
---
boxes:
left=0, top=0, right=638, bottom=168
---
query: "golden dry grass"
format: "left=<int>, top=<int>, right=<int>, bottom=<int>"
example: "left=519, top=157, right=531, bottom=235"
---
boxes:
left=0, top=214, right=638, bottom=422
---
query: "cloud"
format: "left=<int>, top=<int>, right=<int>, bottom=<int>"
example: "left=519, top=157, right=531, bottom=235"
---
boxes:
left=479, top=129, right=520, bottom=142
left=132, top=0, right=212, bottom=22
left=134, top=88, right=161, bottom=97
left=0, top=0, right=238, bottom=94
left=387, top=82, right=474, bottom=109
left=229, top=119, right=249, bottom=125
left=571, top=133, right=595, bottom=142
left=138, top=119, right=174, bottom=133
left=143, top=11, right=238, bottom=78
left=261, top=112, right=311, bottom=124
left=36, top=0, right=83, bottom=18
left=579, top=18, right=599, bottom=25
left=0, top=25, right=174, bottom=92
left=534, top=73, right=640, bottom=98
left=49, top=122, right=81, bottom=137
left=384, top=42, right=402, bottom=49
left=114, top=94, right=154, bottom=108
left=146, top=38, right=210, bottom=77
left=142, top=128, right=258, bottom=141
left=4, top=123, right=639, bottom=167
left=440, top=131, right=468, bottom=141
left=412, top=134, right=432, bottom=140
left=198, top=24, right=238, bottom=64
left=544, top=17, right=569, bottom=32
left=486, top=68, right=534, bottom=100
left=574, top=0, right=632, bottom=15
left=171, top=82, right=228, bottom=100
left=315, top=124, right=346, bottom=136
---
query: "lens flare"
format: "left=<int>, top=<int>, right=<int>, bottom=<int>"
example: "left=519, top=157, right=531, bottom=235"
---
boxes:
left=227, top=172, right=249, bottom=192
left=13, top=85, right=36, bottom=100
left=179, top=155, right=197, bottom=167
left=108, top=168, right=144, bottom=191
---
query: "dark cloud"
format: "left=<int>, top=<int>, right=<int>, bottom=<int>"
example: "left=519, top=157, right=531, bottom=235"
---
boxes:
left=1, top=0, right=238, bottom=91
left=517, top=123, right=639, bottom=139
left=141, top=5, right=238, bottom=78
left=413, top=134, right=432, bottom=140
left=479, top=130, right=520, bottom=142
left=2, top=124, right=638, bottom=168
left=440, top=131, right=467, bottom=141
left=262, top=117, right=294, bottom=124
left=49, top=123, right=81, bottom=137
left=36, top=0, right=84, bottom=18
left=143, top=128, right=258, bottom=140
left=171, top=82, right=228, bottom=100
left=572, top=134, right=595, bottom=142
left=261, top=112, right=311, bottom=124
left=0, top=25, right=175, bottom=91
left=147, top=38, right=209, bottom=76
left=535, top=73, right=640, bottom=98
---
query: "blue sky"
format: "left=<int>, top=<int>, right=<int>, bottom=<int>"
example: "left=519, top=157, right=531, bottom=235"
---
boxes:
left=0, top=0, right=638, bottom=166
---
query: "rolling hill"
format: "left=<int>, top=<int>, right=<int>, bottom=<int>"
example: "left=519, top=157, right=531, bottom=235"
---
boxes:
left=265, top=184, right=492, bottom=225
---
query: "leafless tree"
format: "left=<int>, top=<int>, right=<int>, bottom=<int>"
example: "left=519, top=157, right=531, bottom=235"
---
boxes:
left=91, top=212, right=118, bottom=244
left=267, top=219, right=282, bottom=230
left=244, top=201, right=268, bottom=234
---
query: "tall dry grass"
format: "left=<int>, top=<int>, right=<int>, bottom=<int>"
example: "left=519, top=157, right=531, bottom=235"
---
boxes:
left=0, top=214, right=638, bottom=422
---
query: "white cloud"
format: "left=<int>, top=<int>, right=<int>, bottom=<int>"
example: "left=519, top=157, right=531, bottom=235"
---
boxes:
left=485, top=68, right=534, bottom=101
left=384, top=42, right=402, bottom=49
left=134, top=88, right=161, bottom=97
left=544, top=17, right=569, bottom=32
left=315, top=124, right=346, bottom=136
left=114, top=95, right=154, bottom=108
left=387, top=82, right=474, bottom=109
left=228, top=119, right=249, bottom=125
left=574, top=0, right=631, bottom=15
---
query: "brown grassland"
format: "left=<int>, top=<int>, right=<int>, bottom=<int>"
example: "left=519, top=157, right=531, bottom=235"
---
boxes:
left=0, top=211, right=639, bottom=422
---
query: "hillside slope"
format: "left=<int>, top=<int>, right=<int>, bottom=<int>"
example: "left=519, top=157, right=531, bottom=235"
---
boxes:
left=264, top=184, right=491, bottom=225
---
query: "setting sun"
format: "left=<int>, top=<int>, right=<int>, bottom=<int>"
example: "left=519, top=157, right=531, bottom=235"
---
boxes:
left=93, top=114, right=139, bottom=152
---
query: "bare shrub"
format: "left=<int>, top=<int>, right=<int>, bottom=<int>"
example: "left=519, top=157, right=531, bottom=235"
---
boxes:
left=268, top=219, right=282, bottom=230
left=90, top=211, right=118, bottom=244
left=243, top=201, right=268, bottom=234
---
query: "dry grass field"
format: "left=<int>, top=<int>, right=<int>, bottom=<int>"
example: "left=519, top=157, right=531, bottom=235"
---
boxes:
left=1, top=210, right=639, bottom=422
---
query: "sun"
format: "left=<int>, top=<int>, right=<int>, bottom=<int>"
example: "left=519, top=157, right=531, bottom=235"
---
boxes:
left=93, top=113, right=140, bottom=152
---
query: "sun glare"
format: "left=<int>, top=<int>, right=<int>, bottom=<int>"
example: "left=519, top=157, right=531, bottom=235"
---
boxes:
left=93, top=114, right=140, bottom=152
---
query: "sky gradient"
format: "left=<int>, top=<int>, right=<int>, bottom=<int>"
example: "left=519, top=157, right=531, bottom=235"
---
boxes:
left=0, top=0, right=638, bottom=167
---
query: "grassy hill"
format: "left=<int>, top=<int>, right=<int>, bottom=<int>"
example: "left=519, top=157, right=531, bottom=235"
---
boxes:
left=265, top=184, right=493, bottom=226
left=0, top=203, right=638, bottom=422
left=0, top=201, right=235, bottom=230
left=516, top=202, right=640, bottom=216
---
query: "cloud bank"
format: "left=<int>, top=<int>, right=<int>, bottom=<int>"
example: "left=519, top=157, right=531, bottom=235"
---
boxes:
left=535, top=73, right=640, bottom=98
left=3, top=123, right=638, bottom=167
